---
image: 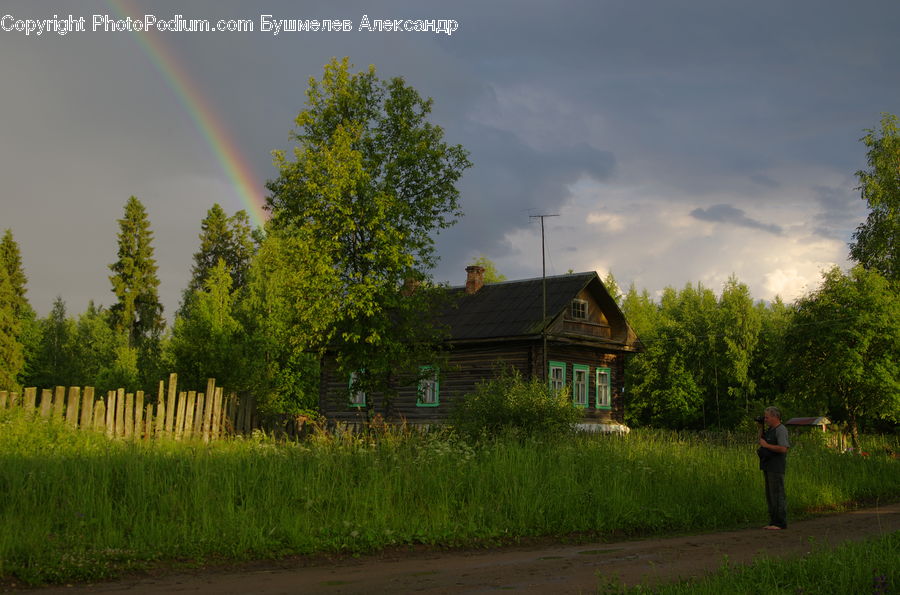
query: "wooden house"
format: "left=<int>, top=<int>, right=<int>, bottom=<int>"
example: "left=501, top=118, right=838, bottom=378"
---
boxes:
left=318, top=266, right=642, bottom=431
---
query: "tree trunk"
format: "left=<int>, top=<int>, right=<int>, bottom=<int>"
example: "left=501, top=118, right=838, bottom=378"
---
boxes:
left=847, top=410, right=860, bottom=450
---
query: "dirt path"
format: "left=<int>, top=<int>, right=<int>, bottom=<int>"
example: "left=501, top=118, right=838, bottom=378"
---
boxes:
left=21, top=502, right=900, bottom=594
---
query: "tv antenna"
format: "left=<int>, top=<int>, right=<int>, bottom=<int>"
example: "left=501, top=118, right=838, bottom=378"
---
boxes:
left=529, top=213, right=559, bottom=379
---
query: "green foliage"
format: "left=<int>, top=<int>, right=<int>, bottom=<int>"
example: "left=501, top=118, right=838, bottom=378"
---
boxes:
left=850, top=113, right=900, bottom=281
left=785, top=266, right=900, bottom=446
left=108, top=196, right=165, bottom=350
left=264, top=58, right=471, bottom=405
left=25, top=297, right=75, bottom=388
left=452, top=369, right=581, bottom=439
left=0, top=265, right=24, bottom=391
left=180, top=204, right=257, bottom=315
left=0, top=229, right=31, bottom=319
left=169, top=260, right=245, bottom=392
left=603, top=271, right=623, bottom=305
left=469, top=255, right=506, bottom=283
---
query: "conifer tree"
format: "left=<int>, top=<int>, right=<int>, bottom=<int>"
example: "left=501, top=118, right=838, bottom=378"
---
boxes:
left=108, top=196, right=165, bottom=348
left=0, top=266, right=24, bottom=390
left=0, top=229, right=31, bottom=318
left=180, top=204, right=257, bottom=314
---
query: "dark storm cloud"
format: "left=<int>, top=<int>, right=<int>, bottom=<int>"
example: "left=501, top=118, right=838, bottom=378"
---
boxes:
left=3, top=0, right=900, bottom=313
left=690, top=204, right=782, bottom=235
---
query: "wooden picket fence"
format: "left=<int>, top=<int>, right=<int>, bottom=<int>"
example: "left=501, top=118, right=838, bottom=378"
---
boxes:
left=0, top=374, right=260, bottom=442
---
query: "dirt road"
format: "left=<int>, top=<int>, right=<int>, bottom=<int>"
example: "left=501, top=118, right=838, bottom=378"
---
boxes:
left=22, top=502, right=900, bottom=594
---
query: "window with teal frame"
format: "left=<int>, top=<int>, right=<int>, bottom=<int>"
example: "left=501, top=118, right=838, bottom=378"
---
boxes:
left=348, top=371, right=366, bottom=408
left=572, top=364, right=589, bottom=408
left=548, top=361, right=566, bottom=395
left=596, top=367, right=611, bottom=409
left=417, top=366, right=440, bottom=407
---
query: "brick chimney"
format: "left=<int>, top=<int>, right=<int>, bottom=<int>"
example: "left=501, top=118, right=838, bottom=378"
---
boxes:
left=465, top=265, right=485, bottom=294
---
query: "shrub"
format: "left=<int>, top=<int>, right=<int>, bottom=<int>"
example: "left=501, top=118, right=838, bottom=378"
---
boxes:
left=451, top=369, right=581, bottom=439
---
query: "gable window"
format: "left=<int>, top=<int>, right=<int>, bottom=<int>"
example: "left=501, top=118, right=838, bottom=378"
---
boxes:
left=348, top=371, right=366, bottom=407
left=417, top=366, right=440, bottom=407
left=571, top=299, right=588, bottom=320
left=596, top=367, right=611, bottom=409
left=548, top=361, right=566, bottom=395
left=573, top=364, right=589, bottom=408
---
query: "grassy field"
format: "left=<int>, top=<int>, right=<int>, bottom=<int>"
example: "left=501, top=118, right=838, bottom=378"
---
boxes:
left=1, top=407, right=898, bottom=585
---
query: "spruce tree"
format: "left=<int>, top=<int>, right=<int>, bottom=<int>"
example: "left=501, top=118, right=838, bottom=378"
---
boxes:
left=0, top=265, right=24, bottom=390
left=0, top=229, right=31, bottom=318
left=108, top=196, right=165, bottom=348
left=180, top=205, right=257, bottom=314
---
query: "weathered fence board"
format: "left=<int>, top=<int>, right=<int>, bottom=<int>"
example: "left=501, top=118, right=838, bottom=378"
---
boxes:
left=3, top=375, right=251, bottom=443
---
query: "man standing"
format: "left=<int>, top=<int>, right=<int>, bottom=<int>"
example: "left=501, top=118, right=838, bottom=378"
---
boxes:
left=758, top=406, right=790, bottom=530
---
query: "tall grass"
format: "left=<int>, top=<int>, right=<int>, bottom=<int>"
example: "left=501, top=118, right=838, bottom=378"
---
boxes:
left=1, top=408, right=898, bottom=585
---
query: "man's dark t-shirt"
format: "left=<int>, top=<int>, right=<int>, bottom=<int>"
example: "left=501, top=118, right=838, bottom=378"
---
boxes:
left=759, top=424, right=790, bottom=473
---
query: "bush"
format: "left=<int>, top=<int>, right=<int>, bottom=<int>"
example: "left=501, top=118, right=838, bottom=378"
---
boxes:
left=451, top=369, right=581, bottom=439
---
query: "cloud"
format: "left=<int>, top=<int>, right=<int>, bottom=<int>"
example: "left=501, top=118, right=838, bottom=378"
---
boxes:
left=690, top=204, right=783, bottom=235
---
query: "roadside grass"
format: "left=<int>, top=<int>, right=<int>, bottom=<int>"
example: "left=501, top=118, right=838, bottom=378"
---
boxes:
left=1, top=408, right=898, bottom=585
left=611, top=530, right=900, bottom=594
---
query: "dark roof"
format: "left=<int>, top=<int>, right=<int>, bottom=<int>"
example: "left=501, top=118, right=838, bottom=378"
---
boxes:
left=439, top=272, right=598, bottom=341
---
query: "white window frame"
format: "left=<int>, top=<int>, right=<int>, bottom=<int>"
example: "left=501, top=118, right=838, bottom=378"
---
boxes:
left=348, top=371, right=366, bottom=407
left=417, top=366, right=440, bottom=407
left=573, top=364, right=589, bottom=408
left=571, top=299, right=588, bottom=320
left=548, top=361, right=566, bottom=395
left=596, top=367, right=611, bottom=409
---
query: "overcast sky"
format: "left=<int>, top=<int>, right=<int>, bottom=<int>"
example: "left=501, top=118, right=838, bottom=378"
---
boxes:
left=2, top=0, right=898, bottom=319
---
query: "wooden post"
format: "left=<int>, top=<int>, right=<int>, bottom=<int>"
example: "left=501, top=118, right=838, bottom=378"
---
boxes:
left=40, top=389, right=53, bottom=418
left=164, top=373, right=177, bottom=435
left=155, top=380, right=165, bottom=437
left=202, top=379, right=216, bottom=443
left=193, top=393, right=205, bottom=436
left=23, top=387, right=37, bottom=413
left=93, top=400, right=106, bottom=432
left=135, top=391, right=144, bottom=439
left=105, top=390, right=116, bottom=437
left=183, top=391, right=196, bottom=440
left=115, top=388, right=125, bottom=438
left=80, top=387, right=95, bottom=429
left=144, top=404, right=154, bottom=441
left=124, top=392, right=134, bottom=439
left=175, top=391, right=187, bottom=440
left=66, top=387, right=80, bottom=428
left=53, top=386, right=66, bottom=419
left=0, top=391, right=7, bottom=409
left=211, top=387, right=223, bottom=440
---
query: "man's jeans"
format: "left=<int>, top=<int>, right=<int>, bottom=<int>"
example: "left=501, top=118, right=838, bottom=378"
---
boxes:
left=764, top=471, right=787, bottom=528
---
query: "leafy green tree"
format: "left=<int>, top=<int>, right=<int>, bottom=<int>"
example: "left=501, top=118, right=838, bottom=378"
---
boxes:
left=265, top=58, right=471, bottom=408
left=716, top=276, right=761, bottom=423
left=850, top=113, right=900, bottom=281
left=108, top=196, right=165, bottom=348
left=603, top=271, right=623, bottom=305
left=749, top=297, right=793, bottom=409
left=170, top=260, right=245, bottom=391
left=469, top=255, right=506, bottom=283
left=26, top=297, right=75, bottom=389
left=620, top=282, right=658, bottom=337
left=239, top=233, right=322, bottom=414
left=0, top=266, right=24, bottom=390
left=70, top=303, right=130, bottom=392
left=785, top=266, right=900, bottom=447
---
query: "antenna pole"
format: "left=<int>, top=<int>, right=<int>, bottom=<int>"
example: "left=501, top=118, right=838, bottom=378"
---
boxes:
left=529, top=213, right=559, bottom=380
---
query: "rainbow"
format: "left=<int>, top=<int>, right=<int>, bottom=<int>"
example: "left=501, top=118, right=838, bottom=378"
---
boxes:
left=106, top=0, right=268, bottom=228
